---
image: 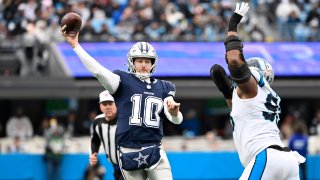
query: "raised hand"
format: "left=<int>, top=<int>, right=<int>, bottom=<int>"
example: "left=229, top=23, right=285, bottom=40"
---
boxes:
left=228, top=2, right=250, bottom=32
left=61, top=25, right=79, bottom=49
left=234, top=2, right=249, bottom=17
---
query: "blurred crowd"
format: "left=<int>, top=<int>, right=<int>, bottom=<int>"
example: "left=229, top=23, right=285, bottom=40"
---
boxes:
left=1, top=0, right=319, bottom=43
left=0, top=0, right=319, bottom=77
left=2, top=105, right=320, bottom=143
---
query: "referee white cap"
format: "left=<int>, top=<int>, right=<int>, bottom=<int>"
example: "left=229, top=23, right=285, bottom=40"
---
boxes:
left=99, top=90, right=114, bottom=103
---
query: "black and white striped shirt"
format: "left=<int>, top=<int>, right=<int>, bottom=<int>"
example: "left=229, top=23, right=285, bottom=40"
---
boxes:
left=91, top=114, right=118, bottom=165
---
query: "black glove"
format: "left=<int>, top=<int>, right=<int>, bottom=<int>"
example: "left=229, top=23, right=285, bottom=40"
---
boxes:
left=210, top=64, right=233, bottom=99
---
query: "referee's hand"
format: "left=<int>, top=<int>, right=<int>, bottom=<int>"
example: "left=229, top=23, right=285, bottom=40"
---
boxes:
left=90, top=152, right=98, bottom=166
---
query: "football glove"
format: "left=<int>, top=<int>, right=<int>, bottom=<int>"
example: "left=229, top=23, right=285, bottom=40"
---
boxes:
left=228, top=2, right=250, bottom=32
left=210, top=64, right=233, bottom=99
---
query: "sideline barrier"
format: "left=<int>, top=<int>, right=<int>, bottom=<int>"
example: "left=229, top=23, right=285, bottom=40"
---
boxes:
left=0, top=152, right=319, bottom=180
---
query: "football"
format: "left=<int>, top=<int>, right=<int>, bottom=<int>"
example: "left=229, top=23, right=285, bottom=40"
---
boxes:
left=60, top=12, right=82, bottom=37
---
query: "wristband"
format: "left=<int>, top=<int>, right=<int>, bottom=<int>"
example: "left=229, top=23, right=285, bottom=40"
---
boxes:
left=228, top=13, right=243, bottom=32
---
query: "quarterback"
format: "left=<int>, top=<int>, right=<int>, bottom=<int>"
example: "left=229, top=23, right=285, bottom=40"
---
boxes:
left=62, top=29, right=183, bottom=179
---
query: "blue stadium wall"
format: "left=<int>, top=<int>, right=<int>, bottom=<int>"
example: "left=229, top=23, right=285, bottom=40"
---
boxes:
left=0, top=152, right=319, bottom=180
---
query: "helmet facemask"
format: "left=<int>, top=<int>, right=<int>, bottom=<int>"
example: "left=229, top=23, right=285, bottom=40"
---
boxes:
left=127, top=42, right=158, bottom=80
left=246, top=57, right=274, bottom=85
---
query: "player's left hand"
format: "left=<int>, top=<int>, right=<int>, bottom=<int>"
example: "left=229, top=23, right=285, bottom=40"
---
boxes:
left=167, top=100, right=180, bottom=117
left=234, top=2, right=249, bottom=17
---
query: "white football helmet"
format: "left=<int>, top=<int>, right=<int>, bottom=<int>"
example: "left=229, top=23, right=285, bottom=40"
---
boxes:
left=246, top=57, right=274, bottom=85
left=127, top=42, right=158, bottom=80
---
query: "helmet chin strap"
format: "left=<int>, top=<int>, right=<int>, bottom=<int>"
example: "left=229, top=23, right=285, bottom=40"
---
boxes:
left=133, top=64, right=155, bottom=81
left=134, top=72, right=150, bottom=81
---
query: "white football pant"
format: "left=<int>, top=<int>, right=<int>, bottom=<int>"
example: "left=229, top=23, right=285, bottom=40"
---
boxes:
left=240, top=148, right=304, bottom=180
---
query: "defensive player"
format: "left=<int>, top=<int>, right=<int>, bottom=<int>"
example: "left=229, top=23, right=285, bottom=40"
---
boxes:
left=210, top=2, right=305, bottom=180
left=90, top=90, right=123, bottom=180
left=62, top=30, right=183, bottom=179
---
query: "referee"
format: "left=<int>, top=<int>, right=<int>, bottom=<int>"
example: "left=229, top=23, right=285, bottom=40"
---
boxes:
left=90, top=90, right=124, bottom=180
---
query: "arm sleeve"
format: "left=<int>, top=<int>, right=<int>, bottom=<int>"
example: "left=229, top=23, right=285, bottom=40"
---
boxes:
left=90, top=122, right=101, bottom=154
left=73, top=45, right=120, bottom=94
left=163, top=96, right=183, bottom=124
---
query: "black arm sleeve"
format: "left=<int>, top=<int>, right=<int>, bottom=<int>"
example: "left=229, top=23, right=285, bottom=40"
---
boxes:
left=228, top=13, right=243, bottom=32
left=228, top=62, right=251, bottom=84
left=90, top=121, right=101, bottom=154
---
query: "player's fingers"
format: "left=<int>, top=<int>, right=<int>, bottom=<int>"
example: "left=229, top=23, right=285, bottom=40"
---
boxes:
left=168, top=103, right=176, bottom=109
left=245, top=2, right=250, bottom=12
left=168, top=103, right=179, bottom=110
left=166, top=100, right=172, bottom=108
left=61, top=29, right=67, bottom=37
left=90, top=157, right=97, bottom=162
left=166, top=100, right=171, bottom=106
left=174, top=103, right=181, bottom=108
left=61, top=24, right=67, bottom=31
left=235, top=2, right=239, bottom=11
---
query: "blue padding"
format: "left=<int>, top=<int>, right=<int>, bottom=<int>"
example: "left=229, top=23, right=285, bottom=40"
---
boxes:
left=0, top=154, right=46, bottom=180
left=249, top=149, right=267, bottom=180
left=307, top=154, right=320, bottom=180
left=168, top=152, right=243, bottom=179
left=0, top=152, right=319, bottom=180
left=61, top=154, right=115, bottom=180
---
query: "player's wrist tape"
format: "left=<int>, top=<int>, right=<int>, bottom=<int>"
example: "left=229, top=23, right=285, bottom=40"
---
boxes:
left=210, top=64, right=233, bottom=99
left=224, top=35, right=243, bottom=52
left=228, top=13, right=243, bottom=32
left=229, top=62, right=251, bottom=84
left=171, top=111, right=183, bottom=124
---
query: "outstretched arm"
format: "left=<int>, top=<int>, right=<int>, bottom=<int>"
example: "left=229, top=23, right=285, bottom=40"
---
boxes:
left=225, top=2, right=257, bottom=98
left=62, top=28, right=120, bottom=94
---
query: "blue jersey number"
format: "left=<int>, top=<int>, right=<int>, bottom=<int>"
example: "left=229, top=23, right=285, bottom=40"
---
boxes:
left=129, top=94, right=163, bottom=128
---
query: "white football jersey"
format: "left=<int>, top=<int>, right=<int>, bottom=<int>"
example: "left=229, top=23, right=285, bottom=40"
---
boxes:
left=231, top=71, right=284, bottom=167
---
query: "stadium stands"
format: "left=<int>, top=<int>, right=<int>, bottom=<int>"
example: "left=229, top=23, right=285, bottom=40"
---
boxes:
left=1, top=1, right=319, bottom=43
